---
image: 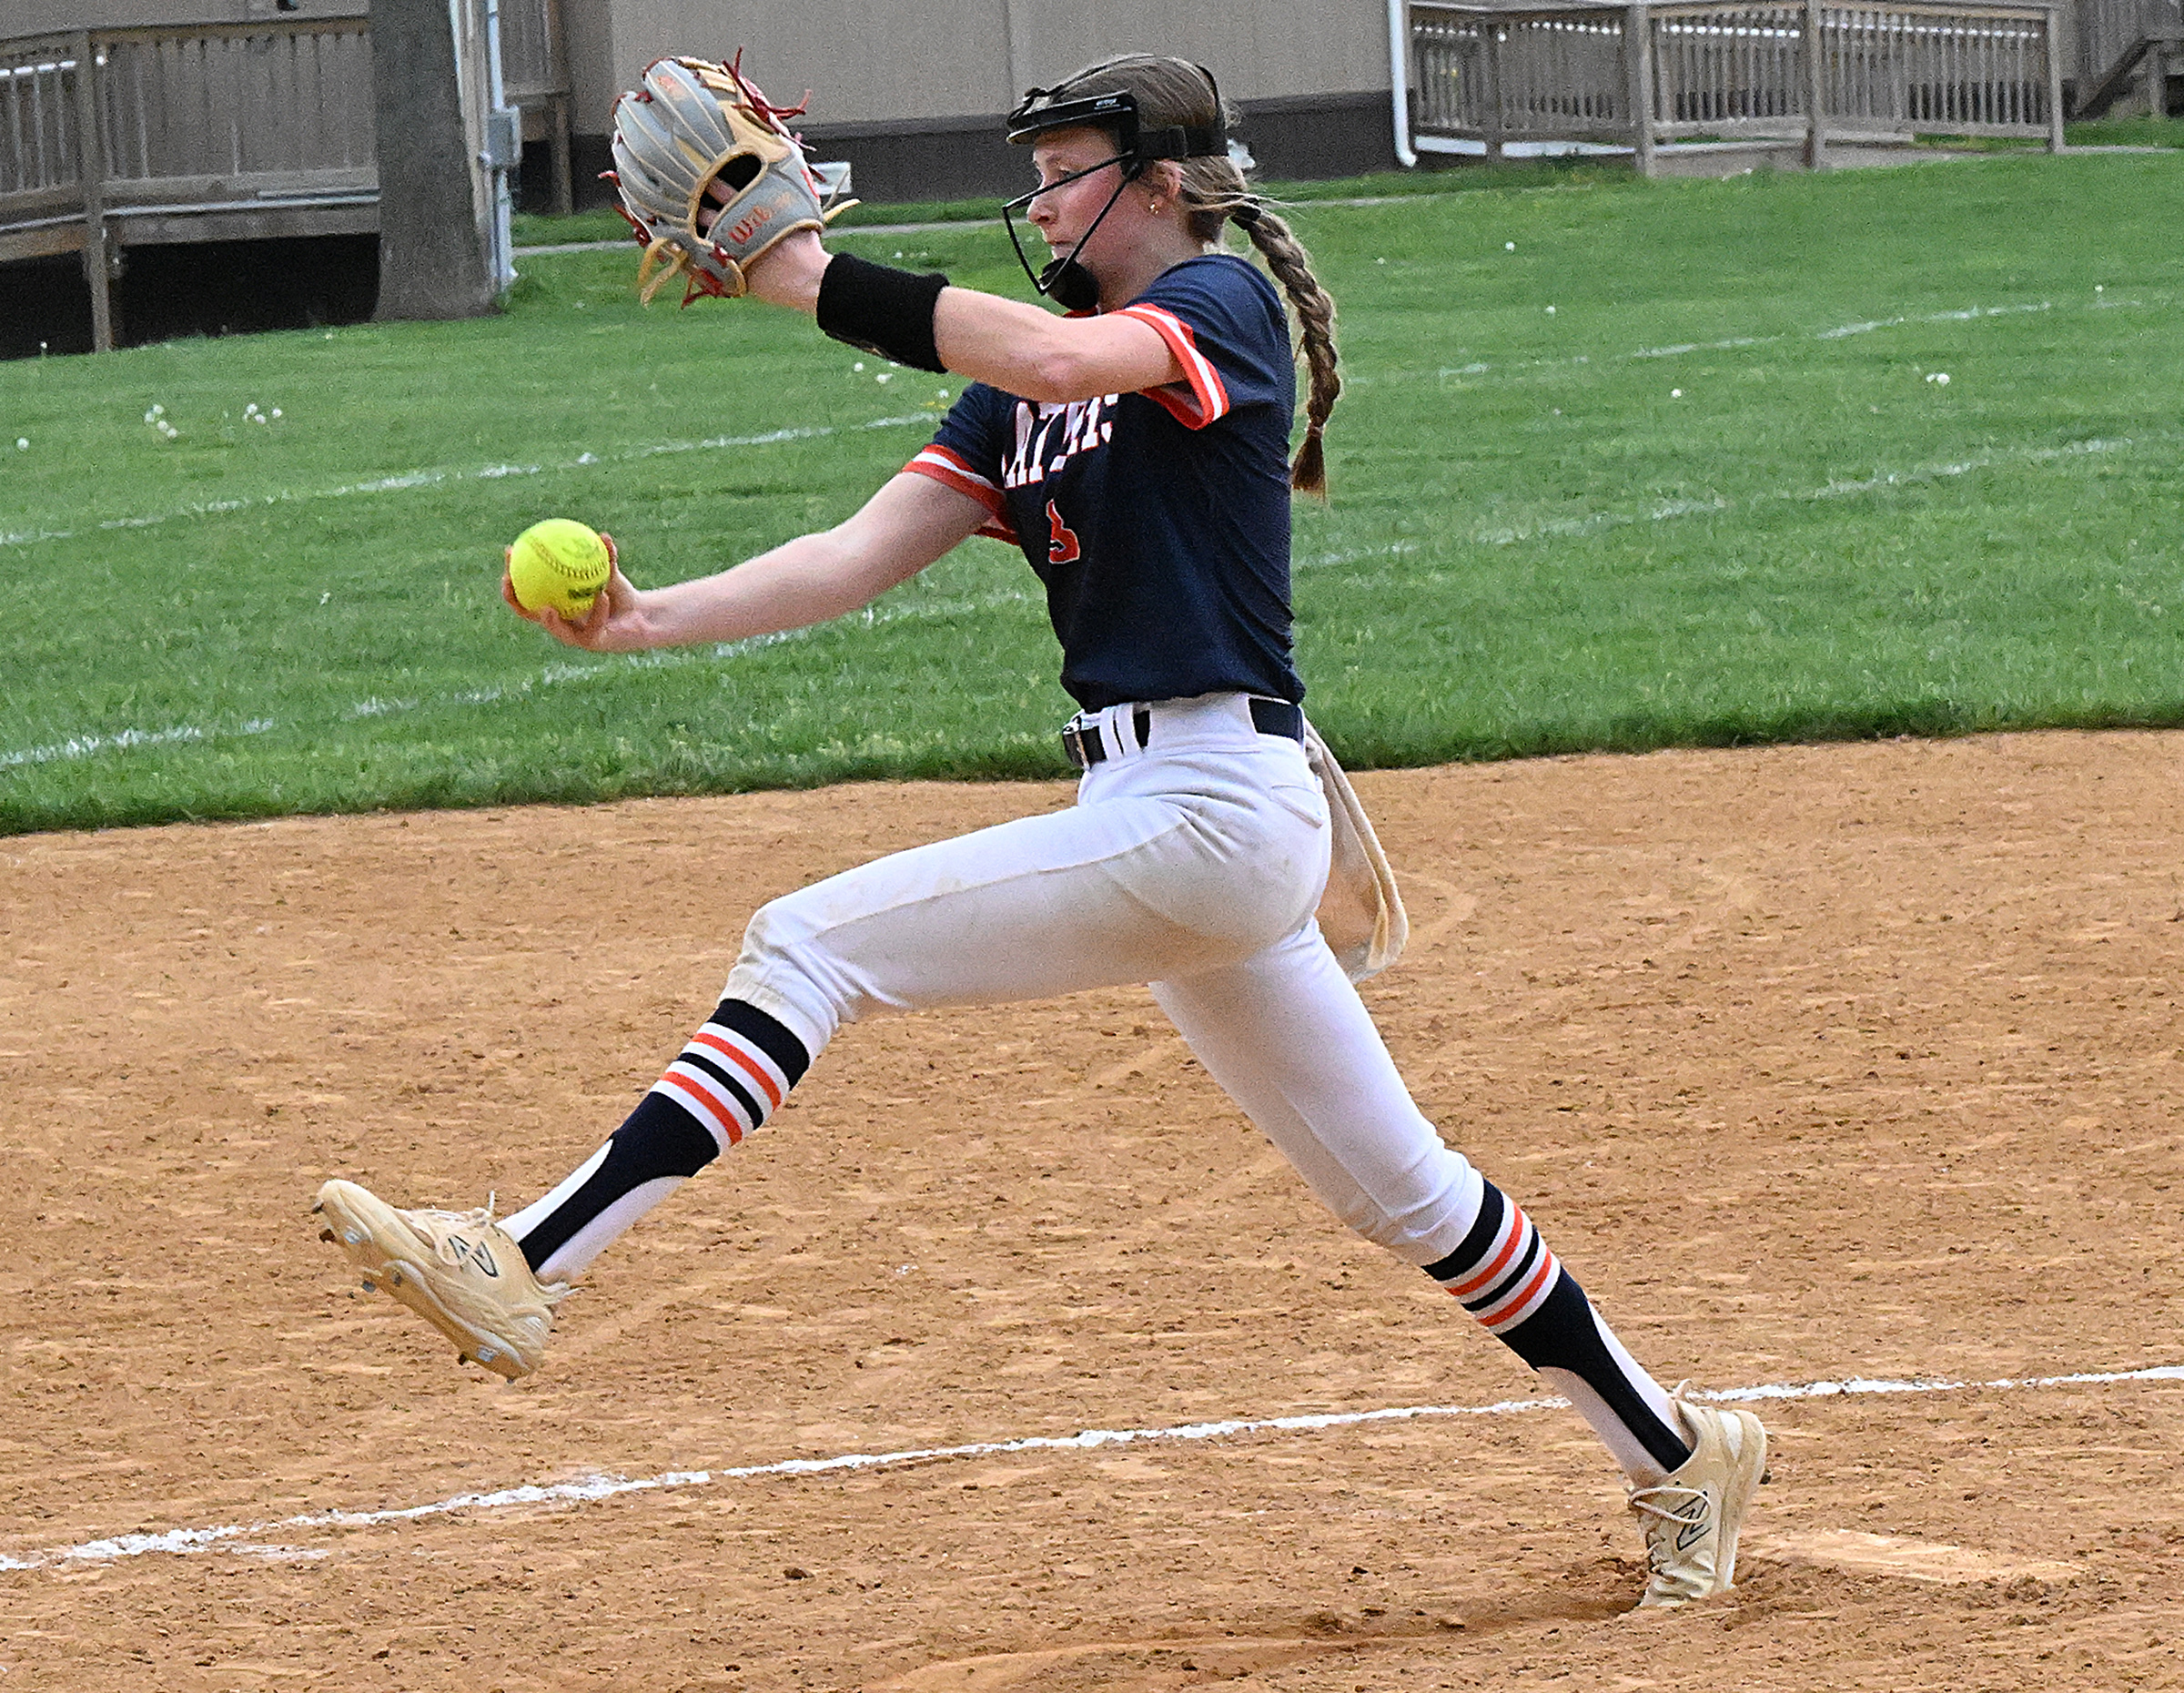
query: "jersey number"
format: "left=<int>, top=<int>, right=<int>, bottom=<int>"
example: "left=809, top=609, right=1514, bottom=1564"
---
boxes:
left=1046, top=502, right=1081, bottom=565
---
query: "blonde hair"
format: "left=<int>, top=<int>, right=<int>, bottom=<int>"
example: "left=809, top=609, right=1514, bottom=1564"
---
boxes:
left=1050, top=55, right=1341, bottom=498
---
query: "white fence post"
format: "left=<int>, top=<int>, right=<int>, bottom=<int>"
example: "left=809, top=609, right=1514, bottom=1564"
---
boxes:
left=1389, top=0, right=1420, bottom=167
left=2048, top=3, right=2068, bottom=147
left=1483, top=18, right=1507, bottom=159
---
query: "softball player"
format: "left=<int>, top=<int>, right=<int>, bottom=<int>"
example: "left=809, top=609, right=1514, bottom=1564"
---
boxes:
left=317, top=54, right=1764, bottom=1607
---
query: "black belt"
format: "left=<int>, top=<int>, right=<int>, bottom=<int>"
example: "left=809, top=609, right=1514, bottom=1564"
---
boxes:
left=1063, top=697, right=1304, bottom=770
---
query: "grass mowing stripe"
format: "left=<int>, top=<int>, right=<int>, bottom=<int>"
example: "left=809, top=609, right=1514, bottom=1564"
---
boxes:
left=0, top=585, right=1044, bottom=772
left=9, top=284, right=2145, bottom=553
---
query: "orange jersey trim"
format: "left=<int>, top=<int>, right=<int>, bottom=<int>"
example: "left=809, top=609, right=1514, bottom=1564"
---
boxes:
left=1114, top=303, right=1232, bottom=430
left=904, top=445, right=1020, bottom=543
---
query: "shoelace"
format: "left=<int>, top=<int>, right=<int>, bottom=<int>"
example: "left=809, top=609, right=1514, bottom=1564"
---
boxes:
left=415, top=1201, right=572, bottom=1304
left=418, top=1204, right=499, bottom=1269
left=1626, top=1485, right=1708, bottom=1566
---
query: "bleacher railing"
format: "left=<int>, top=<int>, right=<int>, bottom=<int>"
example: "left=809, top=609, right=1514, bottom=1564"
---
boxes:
left=3, top=5, right=571, bottom=351
left=1395, top=0, right=2067, bottom=167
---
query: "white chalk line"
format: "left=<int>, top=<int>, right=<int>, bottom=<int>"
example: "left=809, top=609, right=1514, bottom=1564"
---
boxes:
left=2, top=1362, right=2177, bottom=1576
left=1465, top=430, right=2160, bottom=550
left=1297, top=430, right=2158, bottom=568
left=0, top=586, right=1041, bottom=774
left=1422, top=298, right=2064, bottom=385
left=1416, top=289, right=2179, bottom=389
left=0, top=413, right=935, bottom=553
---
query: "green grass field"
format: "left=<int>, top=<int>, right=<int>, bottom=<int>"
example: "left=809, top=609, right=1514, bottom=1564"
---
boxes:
left=3, top=150, right=2179, bottom=835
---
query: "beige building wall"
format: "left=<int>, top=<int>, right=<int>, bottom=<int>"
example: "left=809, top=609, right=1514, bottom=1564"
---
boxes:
left=575, top=0, right=1391, bottom=133
left=1008, top=0, right=1389, bottom=106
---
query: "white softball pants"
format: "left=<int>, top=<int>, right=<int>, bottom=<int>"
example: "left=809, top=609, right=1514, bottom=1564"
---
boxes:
left=725, top=692, right=1485, bottom=1266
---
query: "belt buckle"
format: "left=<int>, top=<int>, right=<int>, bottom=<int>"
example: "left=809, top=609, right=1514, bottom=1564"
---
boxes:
left=1062, top=721, right=1090, bottom=769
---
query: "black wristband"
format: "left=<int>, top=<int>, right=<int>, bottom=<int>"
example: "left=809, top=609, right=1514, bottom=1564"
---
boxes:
left=816, top=253, right=950, bottom=374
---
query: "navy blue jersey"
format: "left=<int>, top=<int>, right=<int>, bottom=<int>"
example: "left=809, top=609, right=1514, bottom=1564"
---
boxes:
left=905, top=253, right=1304, bottom=713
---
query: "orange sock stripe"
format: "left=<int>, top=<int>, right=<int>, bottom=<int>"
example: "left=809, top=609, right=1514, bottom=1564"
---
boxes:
left=657, top=1072, right=744, bottom=1147
left=1479, top=1253, right=1560, bottom=1332
left=1443, top=1209, right=1530, bottom=1299
left=690, top=1029, right=784, bottom=1110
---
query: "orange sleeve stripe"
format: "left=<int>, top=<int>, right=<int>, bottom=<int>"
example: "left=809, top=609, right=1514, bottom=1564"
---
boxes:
left=1115, top=303, right=1231, bottom=429
left=905, top=446, right=1006, bottom=517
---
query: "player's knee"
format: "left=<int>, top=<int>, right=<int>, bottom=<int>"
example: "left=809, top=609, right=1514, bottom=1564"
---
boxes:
left=722, top=897, right=842, bottom=1046
left=735, top=896, right=795, bottom=969
left=1337, top=1151, right=1486, bottom=1265
left=729, top=897, right=830, bottom=999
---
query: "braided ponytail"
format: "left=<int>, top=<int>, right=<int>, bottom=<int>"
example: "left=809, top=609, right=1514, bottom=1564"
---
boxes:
left=1229, top=200, right=1340, bottom=498
left=1038, top=56, right=1343, bottom=498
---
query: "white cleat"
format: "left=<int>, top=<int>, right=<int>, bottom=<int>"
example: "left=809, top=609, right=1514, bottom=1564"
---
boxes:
left=1628, top=1387, right=1768, bottom=1607
left=312, top=1179, right=568, bottom=1381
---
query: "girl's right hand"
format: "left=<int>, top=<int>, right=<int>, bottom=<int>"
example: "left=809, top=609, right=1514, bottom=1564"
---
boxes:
left=501, top=535, right=655, bottom=652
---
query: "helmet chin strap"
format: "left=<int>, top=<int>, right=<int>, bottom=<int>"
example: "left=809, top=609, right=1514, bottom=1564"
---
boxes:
left=1037, top=254, right=1105, bottom=316
left=1003, top=153, right=1142, bottom=315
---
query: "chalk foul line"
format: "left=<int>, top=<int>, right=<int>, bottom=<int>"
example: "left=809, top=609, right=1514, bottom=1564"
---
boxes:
left=0, top=589, right=1037, bottom=774
left=0, top=413, right=935, bottom=553
left=2, top=1361, right=2176, bottom=1576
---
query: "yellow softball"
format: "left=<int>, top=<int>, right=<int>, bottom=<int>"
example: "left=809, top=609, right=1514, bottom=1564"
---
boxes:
left=506, top=518, right=612, bottom=619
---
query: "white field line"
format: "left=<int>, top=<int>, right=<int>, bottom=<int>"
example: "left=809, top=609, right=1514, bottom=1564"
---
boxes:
left=1461, top=431, right=2156, bottom=551
left=1424, top=298, right=2074, bottom=385
left=0, top=590, right=1037, bottom=773
left=1421, top=290, right=2165, bottom=389
left=1, top=1361, right=2175, bottom=1575
left=1322, top=431, right=2148, bottom=562
left=0, top=719, right=273, bottom=773
left=0, top=414, right=935, bottom=553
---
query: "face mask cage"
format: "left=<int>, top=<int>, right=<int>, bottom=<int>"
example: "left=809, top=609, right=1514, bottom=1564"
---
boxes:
left=1001, top=147, right=1142, bottom=313
left=998, top=66, right=1229, bottom=313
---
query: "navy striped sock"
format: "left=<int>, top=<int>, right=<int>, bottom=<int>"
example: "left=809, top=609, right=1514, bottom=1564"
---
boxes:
left=1425, top=1182, right=1693, bottom=1480
left=505, top=999, right=811, bottom=1283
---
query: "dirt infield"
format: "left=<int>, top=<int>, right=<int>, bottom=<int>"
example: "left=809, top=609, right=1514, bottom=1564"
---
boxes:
left=4, top=729, right=2181, bottom=1691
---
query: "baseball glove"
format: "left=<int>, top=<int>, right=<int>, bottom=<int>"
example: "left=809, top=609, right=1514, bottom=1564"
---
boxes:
left=606, top=53, right=856, bottom=306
